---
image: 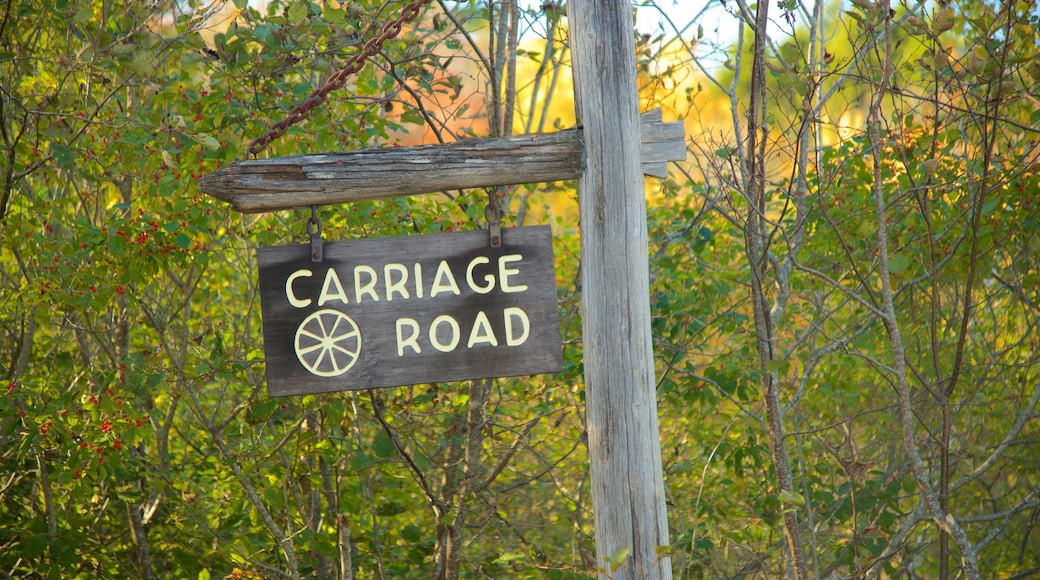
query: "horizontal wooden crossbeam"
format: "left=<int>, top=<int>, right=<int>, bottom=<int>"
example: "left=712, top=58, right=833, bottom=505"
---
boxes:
left=199, top=110, right=685, bottom=213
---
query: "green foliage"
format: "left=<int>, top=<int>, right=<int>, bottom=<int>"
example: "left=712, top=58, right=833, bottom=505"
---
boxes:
left=0, top=0, right=583, bottom=577
left=4, top=0, right=1039, bottom=578
left=640, top=0, right=1040, bottom=577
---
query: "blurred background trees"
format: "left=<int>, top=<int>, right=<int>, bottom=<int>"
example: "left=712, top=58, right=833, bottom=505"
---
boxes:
left=1, top=0, right=1037, bottom=578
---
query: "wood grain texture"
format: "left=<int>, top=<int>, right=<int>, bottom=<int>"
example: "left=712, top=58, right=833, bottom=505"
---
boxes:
left=257, top=226, right=562, bottom=396
left=199, top=112, right=684, bottom=213
left=568, top=0, right=673, bottom=577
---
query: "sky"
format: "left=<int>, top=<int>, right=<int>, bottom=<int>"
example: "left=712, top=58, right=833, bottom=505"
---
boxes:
left=518, top=0, right=741, bottom=44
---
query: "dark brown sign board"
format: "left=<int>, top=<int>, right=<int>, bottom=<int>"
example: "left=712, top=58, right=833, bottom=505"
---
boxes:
left=257, top=225, right=563, bottom=396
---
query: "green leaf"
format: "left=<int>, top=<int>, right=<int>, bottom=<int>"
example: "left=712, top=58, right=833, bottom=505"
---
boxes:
left=191, top=133, right=220, bottom=151
left=73, top=4, right=93, bottom=22
left=888, top=253, right=909, bottom=274
left=20, top=533, right=48, bottom=557
left=606, top=547, right=631, bottom=570
left=349, top=452, right=372, bottom=471
left=131, top=51, right=156, bottom=74
left=778, top=490, right=805, bottom=506
left=287, top=1, right=308, bottom=24
left=493, top=552, right=526, bottom=564
left=323, top=6, right=345, bottom=23
left=401, top=524, right=423, bottom=542
left=51, top=143, right=75, bottom=168
left=373, top=429, right=395, bottom=458
left=780, top=43, right=802, bottom=65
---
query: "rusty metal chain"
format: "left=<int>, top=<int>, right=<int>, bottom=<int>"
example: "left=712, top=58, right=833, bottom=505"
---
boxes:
left=247, top=0, right=434, bottom=157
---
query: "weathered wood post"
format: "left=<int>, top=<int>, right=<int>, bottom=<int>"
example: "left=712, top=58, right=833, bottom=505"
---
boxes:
left=568, top=1, right=673, bottom=577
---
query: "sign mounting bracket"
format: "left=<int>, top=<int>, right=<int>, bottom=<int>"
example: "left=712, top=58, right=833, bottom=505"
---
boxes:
left=307, top=205, right=323, bottom=262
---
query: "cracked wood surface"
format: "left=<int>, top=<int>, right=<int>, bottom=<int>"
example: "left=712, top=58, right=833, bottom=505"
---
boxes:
left=199, top=110, right=684, bottom=213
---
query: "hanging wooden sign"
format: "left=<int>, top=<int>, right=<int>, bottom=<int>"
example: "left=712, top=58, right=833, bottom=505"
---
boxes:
left=257, top=225, right=563, bottom=396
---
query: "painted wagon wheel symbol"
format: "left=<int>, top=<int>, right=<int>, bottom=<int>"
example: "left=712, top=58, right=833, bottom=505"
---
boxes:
left=294, top=309, right=361, bottom=377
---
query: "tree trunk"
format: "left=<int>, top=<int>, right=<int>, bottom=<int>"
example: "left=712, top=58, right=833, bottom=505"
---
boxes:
left=743, top=0, right=808, bottom=576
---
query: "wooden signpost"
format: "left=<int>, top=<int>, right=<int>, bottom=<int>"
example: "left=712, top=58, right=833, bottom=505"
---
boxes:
left=566, top=1, right=674, bottom=577
left=200, top=1, right=680, bottom=577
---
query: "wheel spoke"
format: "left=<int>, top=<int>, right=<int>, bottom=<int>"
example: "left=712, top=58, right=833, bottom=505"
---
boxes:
left=328, top=350, right=347, bottom=372
left=316, top=315, right=333, bottom=338
left=315, top=348, right=332, bottom=371
left=298, top=342, right=325, bottom=356
left=326, top=315, right=344, bottom=337
left=332, top=343, right=358, bottom=357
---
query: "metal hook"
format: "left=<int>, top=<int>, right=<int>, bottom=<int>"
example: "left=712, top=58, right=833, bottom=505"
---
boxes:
left=485, top=189, right=503, bottom=248
left=488, top=222, right=502, bottom=248
left=307, top=205, right=323, bottom=262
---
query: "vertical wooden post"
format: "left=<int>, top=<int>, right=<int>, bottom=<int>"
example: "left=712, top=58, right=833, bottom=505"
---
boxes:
left=567, top=1, right=672, bottom=578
